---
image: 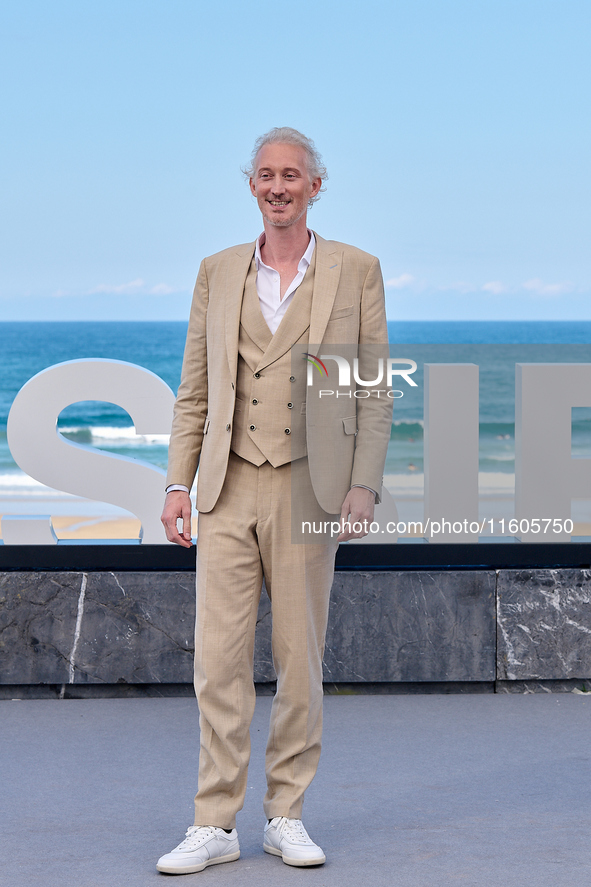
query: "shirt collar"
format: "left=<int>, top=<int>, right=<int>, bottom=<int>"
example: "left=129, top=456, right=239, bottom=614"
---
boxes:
left=255, top=230, right=316, bottom=271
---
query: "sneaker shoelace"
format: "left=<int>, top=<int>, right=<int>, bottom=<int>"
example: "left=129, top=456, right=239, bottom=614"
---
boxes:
left=178, top=825, right=217, bottom=849
left=281, top=818, right=313, bottom=845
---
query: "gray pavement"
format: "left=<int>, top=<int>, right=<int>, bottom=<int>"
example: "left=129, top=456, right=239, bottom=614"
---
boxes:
left=1, top=693, right=591, bottom=886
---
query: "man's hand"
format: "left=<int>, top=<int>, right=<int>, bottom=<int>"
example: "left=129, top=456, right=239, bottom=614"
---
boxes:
left=337, top=487, right=376, bottom=542
left=161, top=490, right=193, bottom=547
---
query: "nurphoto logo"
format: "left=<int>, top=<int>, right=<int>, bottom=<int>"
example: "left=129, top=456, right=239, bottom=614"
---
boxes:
left=305, top=353, right=418, bottom=398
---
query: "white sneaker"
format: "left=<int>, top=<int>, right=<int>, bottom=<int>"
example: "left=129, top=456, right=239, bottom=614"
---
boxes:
left=156, top=825, right=240, bottom=874
left=263, top=817, right=326, bottom=866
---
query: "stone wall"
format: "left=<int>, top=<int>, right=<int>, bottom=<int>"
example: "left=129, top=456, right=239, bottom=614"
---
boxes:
left=1, top=569, right=591, bottom=694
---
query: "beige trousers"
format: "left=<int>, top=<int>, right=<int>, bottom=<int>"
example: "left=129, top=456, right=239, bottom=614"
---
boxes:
left=193, top=451, right=338, bottom=829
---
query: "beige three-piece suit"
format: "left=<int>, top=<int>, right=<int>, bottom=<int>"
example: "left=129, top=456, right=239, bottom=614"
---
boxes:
left=166, top=232, right=392, bottom=829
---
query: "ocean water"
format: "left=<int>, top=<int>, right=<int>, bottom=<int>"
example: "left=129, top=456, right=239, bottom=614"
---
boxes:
left=1, top=320, right=591, bottom=515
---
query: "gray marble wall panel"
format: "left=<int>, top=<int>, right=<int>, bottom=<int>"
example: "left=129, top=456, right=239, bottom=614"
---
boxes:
left=6, top=567, right=591, bottom=689
left=497, top=569, right=591, bottom=680
left=323, top=571, right=496, bottom=682
left=0, top=572, right=196, bottom=685
left=0, top=572, right=81, bottom=684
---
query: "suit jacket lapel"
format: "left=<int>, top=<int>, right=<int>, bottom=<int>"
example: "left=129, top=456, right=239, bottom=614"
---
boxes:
left=309, top=233, right=343, bottom=347
left=224, top=242, right=256, bottom=381
left=240, top=258, right=273, bottom=352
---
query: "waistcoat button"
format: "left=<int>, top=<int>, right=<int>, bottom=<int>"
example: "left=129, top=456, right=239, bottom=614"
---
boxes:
left=284, top=428, right=291, bottom=435
left=289, top=375, right=295, bottom=382
left=287, top=402, right=293, bottom=408
left=254, top=372, right=261, bottom=379
left=225, top=424, right=231, bottom=431
left=252, top=399, right=258, bottom=405
left=249, top=424, right=256, bottom=431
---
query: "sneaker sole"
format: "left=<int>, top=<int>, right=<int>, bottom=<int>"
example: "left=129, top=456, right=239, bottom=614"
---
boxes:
left=156, top=850, right=240, bottom=874
left=263, top=843, right=325, bottom=867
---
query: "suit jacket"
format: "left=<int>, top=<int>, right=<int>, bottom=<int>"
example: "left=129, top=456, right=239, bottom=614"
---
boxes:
left=166, top=232, right=393, bottom=514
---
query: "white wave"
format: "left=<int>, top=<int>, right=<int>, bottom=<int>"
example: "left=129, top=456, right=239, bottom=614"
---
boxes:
left=59, top=425, right=170, bottom=444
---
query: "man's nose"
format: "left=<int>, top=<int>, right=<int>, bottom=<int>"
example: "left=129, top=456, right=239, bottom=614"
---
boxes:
left=271, top=176, right=285, bottom=193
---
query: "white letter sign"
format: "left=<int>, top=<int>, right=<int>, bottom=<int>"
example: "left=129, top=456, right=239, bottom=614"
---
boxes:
left=7, top=359, right=175, bottom=544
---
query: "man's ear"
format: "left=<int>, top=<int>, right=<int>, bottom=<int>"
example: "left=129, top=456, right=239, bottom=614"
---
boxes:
left=310, top=177, right=322, bottom=198
left=249, top=178, right=256, bottom=197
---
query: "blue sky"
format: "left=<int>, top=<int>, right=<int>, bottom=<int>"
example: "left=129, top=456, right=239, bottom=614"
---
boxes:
left=1, top=0, right=590, bottom=321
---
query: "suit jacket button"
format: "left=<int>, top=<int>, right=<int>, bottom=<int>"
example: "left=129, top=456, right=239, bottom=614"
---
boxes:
left=289, top=375, right=295, bottom=382
left=249, top=424, right=256, bottom=431
left=287, top=402, right=293, bottom=409
left=252, top=398, right=258, bottom=405
left=254, top=372, right=261, bottom=379
left=226, top=424, right=231, bottom=431
left=284, top=428, right=291, bottom=435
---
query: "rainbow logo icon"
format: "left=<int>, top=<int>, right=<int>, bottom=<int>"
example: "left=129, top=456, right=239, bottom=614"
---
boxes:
left=303, top=353, right=328, bottom=376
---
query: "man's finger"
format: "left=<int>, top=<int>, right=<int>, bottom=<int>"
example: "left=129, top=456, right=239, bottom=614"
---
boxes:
left=182, top=508, right=192, bottom=542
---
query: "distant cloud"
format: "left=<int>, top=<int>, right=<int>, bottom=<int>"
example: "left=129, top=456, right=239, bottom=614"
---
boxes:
left=149, top=283, right=174, bottom=295
left=386, top=273, right=414, bottom=290
left=90, top=278, right=145, bottom=294
left=482, top=281, right=507, bottom=294
left=523, top=278, right=573, bottom=296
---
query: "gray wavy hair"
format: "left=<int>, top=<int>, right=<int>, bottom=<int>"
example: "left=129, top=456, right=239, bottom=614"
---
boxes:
left=243, top=126, right=328, bottom=206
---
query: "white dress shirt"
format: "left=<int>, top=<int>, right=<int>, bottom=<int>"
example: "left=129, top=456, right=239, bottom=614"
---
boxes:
left=255, top=230, right=316, bottom=335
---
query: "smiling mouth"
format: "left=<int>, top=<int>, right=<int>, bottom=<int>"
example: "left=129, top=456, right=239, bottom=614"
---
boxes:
left=268, top=200, right=290, bottom=207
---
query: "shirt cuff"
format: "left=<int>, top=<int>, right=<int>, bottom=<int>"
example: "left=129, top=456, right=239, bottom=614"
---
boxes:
left=351, top=484, right=378, bottom=499
left=166, top=484, right=190, bottom=494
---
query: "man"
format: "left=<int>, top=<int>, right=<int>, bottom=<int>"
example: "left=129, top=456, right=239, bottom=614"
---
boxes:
left=158, top=127, right=392, bottom=873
